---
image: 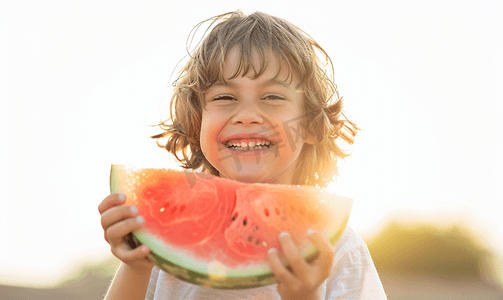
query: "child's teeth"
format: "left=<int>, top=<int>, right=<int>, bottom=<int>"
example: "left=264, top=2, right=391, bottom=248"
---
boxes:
left=226, top=140, right=272, bottom=150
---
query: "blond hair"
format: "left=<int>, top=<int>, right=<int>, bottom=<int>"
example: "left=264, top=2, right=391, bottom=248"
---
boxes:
left=152, top=10, right=358, bottom=188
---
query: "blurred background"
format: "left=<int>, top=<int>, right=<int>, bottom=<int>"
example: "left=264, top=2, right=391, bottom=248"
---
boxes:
left=0, top=0, right=502, bottom=299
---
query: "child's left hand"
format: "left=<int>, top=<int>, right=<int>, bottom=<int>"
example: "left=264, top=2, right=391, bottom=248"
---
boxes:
left=267, top=230, right=334, bottom=300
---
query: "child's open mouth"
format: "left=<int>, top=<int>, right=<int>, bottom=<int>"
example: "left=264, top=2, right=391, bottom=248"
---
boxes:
left=225, top=139, right=273, bottom=151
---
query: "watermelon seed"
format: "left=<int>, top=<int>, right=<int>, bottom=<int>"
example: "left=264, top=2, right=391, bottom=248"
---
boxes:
left=231, top=212, right=238, bottom=221
left=247, top=236, right=253, bottom=242
left=254, top=239, right=261, bottom=245
left=253, top=225, right=259, bottom=232
left=179, top=205, right=185, bottom=213
left=243, top=217, right=247, bottom=226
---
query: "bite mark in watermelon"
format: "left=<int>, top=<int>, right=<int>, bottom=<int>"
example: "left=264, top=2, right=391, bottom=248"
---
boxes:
left=110, top=165, right=352, bottom=289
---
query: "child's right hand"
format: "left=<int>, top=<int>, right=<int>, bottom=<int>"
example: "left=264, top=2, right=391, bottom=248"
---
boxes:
left=98, top=193, right=154, bottom=272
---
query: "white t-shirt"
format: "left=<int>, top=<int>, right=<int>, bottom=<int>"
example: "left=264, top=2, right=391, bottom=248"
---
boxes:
left=145, top=227, right=387, bottom=299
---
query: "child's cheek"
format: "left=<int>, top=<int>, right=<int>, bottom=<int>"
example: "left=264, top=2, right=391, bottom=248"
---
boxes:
left=200, top=112, right=224, bottom=169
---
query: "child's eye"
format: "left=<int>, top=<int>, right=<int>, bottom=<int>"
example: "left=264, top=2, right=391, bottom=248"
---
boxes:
left=212, top=95, right=236, bottom=101
left=262, top=94, right=285, bottom=100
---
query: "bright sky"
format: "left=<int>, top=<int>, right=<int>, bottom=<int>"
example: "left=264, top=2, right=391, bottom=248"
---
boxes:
left=0, top=0, right=502, bottom=287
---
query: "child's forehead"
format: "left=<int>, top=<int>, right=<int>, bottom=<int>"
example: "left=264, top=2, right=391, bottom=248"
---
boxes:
left=218, top=47, right=299, bottom=85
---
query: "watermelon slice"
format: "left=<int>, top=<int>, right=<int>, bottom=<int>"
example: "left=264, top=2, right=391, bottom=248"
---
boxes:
left=109, top=165, right=352, bottom=289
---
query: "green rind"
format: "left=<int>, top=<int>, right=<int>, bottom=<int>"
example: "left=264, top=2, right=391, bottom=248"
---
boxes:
left=109, top=165, right=118, bottom=194
left=133, top=235, right=278, bottom=289
left=109, top=164, right=352, bottom=289
left=134, top=230, right=274, bottom=278
left=131, top=224, right=349, bottom=289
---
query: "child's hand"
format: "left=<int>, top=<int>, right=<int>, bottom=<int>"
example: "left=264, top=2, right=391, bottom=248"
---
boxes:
left=268, top=230, right=334, bottom=300
left=98, top=193, right=154, bottom=272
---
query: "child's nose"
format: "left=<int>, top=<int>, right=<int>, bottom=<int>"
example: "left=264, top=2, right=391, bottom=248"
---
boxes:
left=231, top=104, right=264, bottom=126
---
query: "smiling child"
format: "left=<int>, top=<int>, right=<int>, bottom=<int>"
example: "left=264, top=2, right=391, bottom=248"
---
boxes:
left=99, top=10, right=387, bottom=300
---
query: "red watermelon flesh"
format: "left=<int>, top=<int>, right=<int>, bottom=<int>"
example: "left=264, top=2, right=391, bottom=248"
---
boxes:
left=110, top=165, right=352, bottom=288
left=136, top=171, right=235, bottom=247
left=225, top=185, right=330, bottom=259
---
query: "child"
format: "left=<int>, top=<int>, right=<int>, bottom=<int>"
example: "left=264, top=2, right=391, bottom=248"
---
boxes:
left=99, top=10, right=387, bottom=300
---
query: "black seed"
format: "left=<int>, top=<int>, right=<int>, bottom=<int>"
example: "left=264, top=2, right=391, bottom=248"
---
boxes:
left=231, top=216, right=236, bottom=221
left=243, top=218, right=247, bottom=226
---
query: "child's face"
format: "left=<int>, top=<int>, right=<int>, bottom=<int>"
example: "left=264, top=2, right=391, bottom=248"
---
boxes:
left=200, top=48, right=312, bottom=184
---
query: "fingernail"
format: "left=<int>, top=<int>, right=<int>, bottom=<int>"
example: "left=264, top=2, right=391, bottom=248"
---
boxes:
left=307, top=229, right=315, bottom=236
left=268, top=247, right=277, bottom=255
left=130, top=205, right=138, bottom=215
left=135, top=216, right=144, bottom=224
left=279, top=231, right=289, bottom=238
left=118, top=193, right=126, bottom=201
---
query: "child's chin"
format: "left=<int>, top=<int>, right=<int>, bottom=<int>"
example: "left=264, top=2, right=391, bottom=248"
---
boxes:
left=221, top=168, right=272, bottom=184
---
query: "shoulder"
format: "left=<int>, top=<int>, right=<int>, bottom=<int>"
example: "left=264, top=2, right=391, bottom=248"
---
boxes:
left=324, top=227, right=388, bottom=299
left=332, top=226, right=377, bottom=271
left=332, top=226, right=369, bottom=262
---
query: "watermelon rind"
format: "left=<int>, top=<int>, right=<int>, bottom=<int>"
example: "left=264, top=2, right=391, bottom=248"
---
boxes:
left=132, top=232, right=278, bottom=289
left=109, top=164, right=352, bottom=289
left=130, top=224, right=348, bottom=289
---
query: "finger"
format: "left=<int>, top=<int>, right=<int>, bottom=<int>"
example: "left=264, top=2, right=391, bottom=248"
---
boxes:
left=106, top=215, right=145, bottom=247
left=278, top=231, right=310, bottom=277
left=98, top=193, right=126, bottom=214
left=101, top=205, right=138, bottom=231
left=307, top=230, right=335, bottom=276
left=267, top=247, right=298, bottom=287
left=112, top=242, right=151, bottom=263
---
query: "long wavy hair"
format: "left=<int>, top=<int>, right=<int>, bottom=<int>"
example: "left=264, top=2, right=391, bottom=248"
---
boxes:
left=152, top=10, right=358, bottom=188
